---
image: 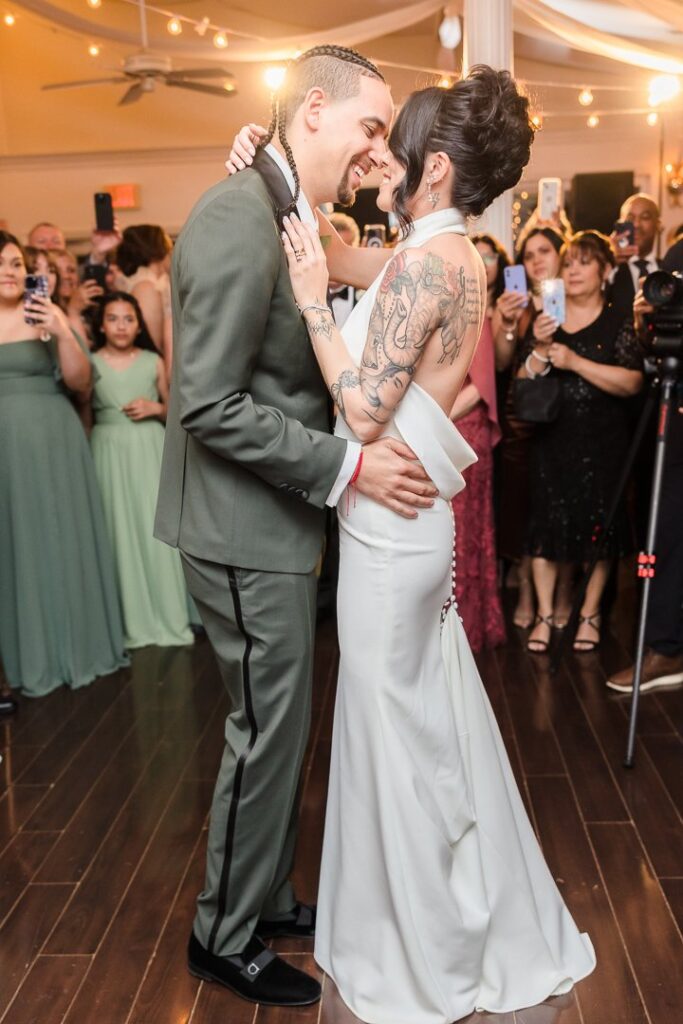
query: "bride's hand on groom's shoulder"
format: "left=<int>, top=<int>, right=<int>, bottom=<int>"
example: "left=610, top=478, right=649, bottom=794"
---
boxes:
left=225, top=123, right=268, bottom=174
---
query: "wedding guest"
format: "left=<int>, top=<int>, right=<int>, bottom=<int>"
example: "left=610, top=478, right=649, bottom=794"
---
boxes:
left=492, top=226, right=567, bottom=628
left=53, top=247, right=103, bottom=347
left=451, top=311, right=505, bottom=652
left=471, top=232, right=509, bottom=313
left=116, top=225, right=173, bottom=372
left=0, top=231, right=127, bottom=697
left=608, top=193, right=662, bottom=319
left=518, top=231, right=643, bottom=653
left=27, top=222, right=65, bottom=250
left=90, top=292, right=195, bottom=648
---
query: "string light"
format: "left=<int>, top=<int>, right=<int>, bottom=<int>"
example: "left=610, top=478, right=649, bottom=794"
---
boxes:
left=88, top=43, right=100, bottom=57
left=264, top=67, right=286, bottom=91
left=578, top=88, right=593, bottom=106
left=646, top=111, right=659, bottom=127
left=194, top=16, right=210, bottom=37
left=531, top=113, right=543, bottom=129
left=86, top=0, right=102, bottom=8
left=167, top=16, right=181, bottom=35
left=3, top=12, right=15, bottom=25
left=438, top=77, right=451, bottom=89
left=587, top=114, right=599, bottom=128
left=213, top=31, right=228, bottom=49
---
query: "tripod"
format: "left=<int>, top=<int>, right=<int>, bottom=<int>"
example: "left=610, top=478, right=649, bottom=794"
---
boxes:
left=551, top=354, right=681, bottom=768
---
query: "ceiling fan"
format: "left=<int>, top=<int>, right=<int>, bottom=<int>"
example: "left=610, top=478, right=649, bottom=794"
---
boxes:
left=41, top=0, right=237, bottom=106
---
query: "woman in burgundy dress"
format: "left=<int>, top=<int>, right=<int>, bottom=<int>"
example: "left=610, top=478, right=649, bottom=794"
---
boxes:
left=451, top=313, right=506, bottom=652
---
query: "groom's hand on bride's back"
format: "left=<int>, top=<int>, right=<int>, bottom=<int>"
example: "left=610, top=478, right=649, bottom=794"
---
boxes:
left=356, top=438, right=438, bottom=519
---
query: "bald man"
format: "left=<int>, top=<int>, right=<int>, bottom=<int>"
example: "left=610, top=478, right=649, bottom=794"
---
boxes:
left=608, top=193, right=663, bottom=318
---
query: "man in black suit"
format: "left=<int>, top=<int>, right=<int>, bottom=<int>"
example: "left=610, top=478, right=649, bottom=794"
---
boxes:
left=608, top=193, right=663, bottom=318
left=607, top=234, right=683, bottom=694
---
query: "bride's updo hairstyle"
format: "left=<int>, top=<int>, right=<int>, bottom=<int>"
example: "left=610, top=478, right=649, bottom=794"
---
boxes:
left=390, top=65, right=535, bottom=234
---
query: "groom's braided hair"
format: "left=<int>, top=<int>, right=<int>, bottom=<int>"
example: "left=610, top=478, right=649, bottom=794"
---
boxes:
left=260, top=45, right=385, bottom=211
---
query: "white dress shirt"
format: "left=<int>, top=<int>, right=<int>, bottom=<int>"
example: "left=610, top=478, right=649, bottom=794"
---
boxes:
left=612, top=249, right=659, bottom=291
left=265, top=145, right=361, bottom=507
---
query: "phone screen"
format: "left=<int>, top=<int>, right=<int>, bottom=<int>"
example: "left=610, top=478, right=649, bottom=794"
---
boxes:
left=541, top=278, right=566, bottom=324
left=613, top=220, right=635, bottom=248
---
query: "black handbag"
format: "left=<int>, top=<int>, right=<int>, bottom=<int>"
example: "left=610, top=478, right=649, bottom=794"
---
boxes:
left=512, top=376, right=562, bottom=423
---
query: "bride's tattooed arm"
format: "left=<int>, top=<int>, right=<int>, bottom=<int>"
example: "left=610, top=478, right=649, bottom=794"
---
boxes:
left=302, top=247, right=481, bottom=441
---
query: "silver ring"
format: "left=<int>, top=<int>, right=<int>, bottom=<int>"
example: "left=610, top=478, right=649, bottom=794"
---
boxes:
left=294, top=248, right=305, bottom=261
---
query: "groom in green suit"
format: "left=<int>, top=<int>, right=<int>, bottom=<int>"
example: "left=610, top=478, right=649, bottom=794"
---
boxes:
left=155, top=45, right=436, bottom=1007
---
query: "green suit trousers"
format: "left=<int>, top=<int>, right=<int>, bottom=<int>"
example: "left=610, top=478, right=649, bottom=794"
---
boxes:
left=181, top=551, right=317, bottom=956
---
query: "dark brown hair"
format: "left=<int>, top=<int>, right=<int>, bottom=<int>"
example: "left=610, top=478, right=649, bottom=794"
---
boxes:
left=92, top=290, right=158, bottom=353
left=0, top=230, right=26, bottom=263
left=117, top=225, right=171, bottom=277
left=390, top=66, right=535, bottom=234
left=561, top=230, right=615, bottom=274
left=516, top=225, right=565, bottom=264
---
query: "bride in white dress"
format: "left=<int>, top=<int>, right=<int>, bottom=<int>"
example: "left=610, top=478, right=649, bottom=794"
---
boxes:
left=238, top=65, right=595, bottom=1024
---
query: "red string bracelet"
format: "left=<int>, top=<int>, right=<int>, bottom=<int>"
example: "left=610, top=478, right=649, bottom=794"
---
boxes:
left=349, top=452, right=363, bottom=486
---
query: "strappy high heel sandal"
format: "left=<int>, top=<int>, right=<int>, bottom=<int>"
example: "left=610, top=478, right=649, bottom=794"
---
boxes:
left=527, top=614, right=553, bottom=654
left=573, top=613, right=601, bottom=653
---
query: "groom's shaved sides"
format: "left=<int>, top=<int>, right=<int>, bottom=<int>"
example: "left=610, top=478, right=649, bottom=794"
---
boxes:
left=259, top=45, right=386, bottom=214
left=281, top=46, right=385, bottom=127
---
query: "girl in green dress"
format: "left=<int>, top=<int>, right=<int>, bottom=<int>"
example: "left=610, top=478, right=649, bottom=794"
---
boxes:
left=0, top=231, right=128, bottom=698
left=90, top=292, right=194, bottom=648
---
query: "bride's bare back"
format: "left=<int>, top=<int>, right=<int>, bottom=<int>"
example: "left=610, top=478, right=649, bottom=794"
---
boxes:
left=331, top=232, right=486, bottom=429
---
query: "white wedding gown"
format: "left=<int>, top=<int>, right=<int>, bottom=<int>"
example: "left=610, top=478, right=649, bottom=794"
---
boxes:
left=314, top=209, right=596, bottom=1024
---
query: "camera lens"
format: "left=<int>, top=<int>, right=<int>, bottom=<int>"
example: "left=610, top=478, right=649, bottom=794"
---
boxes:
left=642, top=270, right=683, bottom=308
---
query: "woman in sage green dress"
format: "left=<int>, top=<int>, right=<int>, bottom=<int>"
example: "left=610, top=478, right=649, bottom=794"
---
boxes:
left=90, top=292, right=194, bottom=648
left=0, top=231, right=127, bottom=698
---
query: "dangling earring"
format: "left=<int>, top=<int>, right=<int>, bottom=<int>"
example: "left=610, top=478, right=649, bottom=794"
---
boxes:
left=427, top=174, right=440, bottom=210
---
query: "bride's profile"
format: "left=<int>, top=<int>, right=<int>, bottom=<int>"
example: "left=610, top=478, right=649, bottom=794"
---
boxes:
left=228, top=63, right=596, bottom=1024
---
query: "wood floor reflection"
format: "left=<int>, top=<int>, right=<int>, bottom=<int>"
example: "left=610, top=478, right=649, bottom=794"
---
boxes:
left=0, top=596, right=681, bottom=1023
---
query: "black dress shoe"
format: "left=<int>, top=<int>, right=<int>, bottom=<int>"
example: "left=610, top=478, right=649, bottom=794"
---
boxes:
left=256, top=901, right=316, bottom=939
left=187, top=931, right=320, bottom=1007
left=0, top=692, right=18, bottom=716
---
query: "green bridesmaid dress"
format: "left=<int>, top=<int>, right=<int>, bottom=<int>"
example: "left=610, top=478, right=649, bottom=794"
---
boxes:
left=90, top=349, right=194, bottom=648
left=0, top=339, right=128, bottom=696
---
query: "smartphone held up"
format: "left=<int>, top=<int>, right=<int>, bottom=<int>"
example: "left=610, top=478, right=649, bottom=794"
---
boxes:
left=24, top=274, right=50, bottom=326
left=94, top=192, right=114, bottom=233
left=538, top=178, right=562, bottom=222
left=541, top=278, right=566, bottom=325
left=503, top=264, right=528, bottom=305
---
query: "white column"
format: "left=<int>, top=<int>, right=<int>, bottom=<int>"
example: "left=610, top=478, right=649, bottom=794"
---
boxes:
left=463, top=0, right=514, bottom=254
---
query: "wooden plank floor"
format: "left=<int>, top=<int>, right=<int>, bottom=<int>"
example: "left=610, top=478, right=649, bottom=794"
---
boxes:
left=1, top=601, right=681, bottom=1024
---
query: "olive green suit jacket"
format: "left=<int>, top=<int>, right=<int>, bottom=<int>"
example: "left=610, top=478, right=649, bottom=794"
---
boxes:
left=154, top=154, right=347, bottom=572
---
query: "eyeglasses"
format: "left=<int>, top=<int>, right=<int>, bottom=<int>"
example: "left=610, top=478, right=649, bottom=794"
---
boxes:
left=480, top=253, right=499, bottom=266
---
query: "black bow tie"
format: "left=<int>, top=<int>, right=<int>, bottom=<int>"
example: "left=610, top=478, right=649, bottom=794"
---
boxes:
left=330, top=286, right=350, bottom=301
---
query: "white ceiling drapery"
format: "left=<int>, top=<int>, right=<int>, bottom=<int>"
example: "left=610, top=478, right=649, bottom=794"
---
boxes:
left=514, top=0, right=683, bottom=75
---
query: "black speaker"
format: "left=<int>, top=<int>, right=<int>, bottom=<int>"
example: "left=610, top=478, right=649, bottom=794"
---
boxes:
left=569, top=171, right=635, bottom=234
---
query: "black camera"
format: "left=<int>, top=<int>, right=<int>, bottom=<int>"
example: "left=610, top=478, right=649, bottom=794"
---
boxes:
left=642, top=270, right=683, bottom=357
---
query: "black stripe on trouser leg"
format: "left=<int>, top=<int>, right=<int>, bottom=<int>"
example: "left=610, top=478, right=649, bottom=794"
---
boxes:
left=207, top=566, right=259, bottom=954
